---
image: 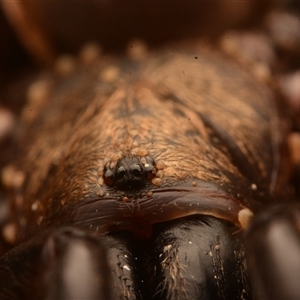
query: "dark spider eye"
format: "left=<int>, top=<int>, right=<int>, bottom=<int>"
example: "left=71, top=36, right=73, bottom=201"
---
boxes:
left=103, top=165, right=114, bottom=186
left=145, top=168, right=156, bottom=180
left=145, top=169, right=155, bottom=180
left=103, top=157, right=156, bottom=190
left=130, top=164, right=143, bottom=178
left=116, top=166, right=126, bottom=180
left=144, top=157, right=156, bottom=179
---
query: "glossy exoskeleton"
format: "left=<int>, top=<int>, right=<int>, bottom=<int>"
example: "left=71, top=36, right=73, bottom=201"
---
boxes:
left=0, top=41, right=294, bottom=300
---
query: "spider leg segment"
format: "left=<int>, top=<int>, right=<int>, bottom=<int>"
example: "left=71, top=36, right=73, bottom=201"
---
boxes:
left=245, top=204, right=300, bottom=300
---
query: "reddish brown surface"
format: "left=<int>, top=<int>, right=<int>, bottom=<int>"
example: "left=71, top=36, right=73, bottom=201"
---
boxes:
left=4, top=42, right=289, bottom=241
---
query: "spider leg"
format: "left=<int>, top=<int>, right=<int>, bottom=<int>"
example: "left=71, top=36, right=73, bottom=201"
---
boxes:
left=245, top=204, right=300, bottom=300
left=0, top=227, right=129, bottom=299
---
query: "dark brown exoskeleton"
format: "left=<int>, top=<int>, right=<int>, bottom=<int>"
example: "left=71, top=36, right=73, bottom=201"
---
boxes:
left=0, top=42, right=292, bottom=299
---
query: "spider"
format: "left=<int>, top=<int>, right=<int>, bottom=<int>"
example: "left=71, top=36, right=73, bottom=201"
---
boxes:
left=0, top=2, right=300, bottom=300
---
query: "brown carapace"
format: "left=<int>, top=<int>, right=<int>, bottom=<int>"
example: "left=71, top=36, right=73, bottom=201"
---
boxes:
left=9, top=42, right=289, bottom=241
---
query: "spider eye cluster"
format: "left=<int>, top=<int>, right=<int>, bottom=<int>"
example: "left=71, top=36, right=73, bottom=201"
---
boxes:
left=103, top=156, right=156, bottom=190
